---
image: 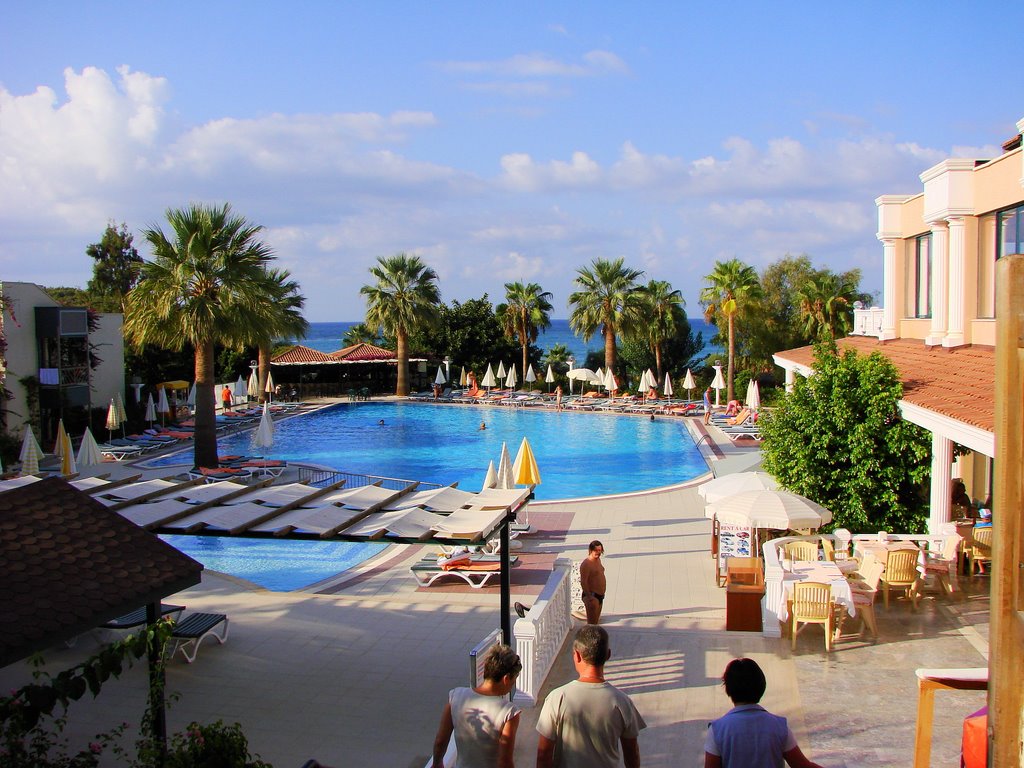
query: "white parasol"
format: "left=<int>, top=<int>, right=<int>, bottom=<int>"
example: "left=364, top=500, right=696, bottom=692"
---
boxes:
left=265, top=370, right=275, bottom=402
left=481, top=460, right=497, bottom=491
left=106, top=398, right=121, bottom=440
left=698, top=471, right=780, bottom=505
left=188, top=382, right=197, bottom=407
left=495, top=442, right=515, bottom=490
left=434, top=366, right=447, bottom=385
left=156, top=387, right=170, bottom=426
left=76, top=427, right=104, bottom=469
left=252, top=402, right=275, bottom=448
left=682, top=369, right=696, bottom=400
left=505, top=366, right=518, bottom=389
left=234, top=375, right=247, bottom=401
left=525, top=364, right=537, bottom=390
left=144, top=393, right=156, bottom=426
left=706, top=489, right=832, bottom=530
left=497, top=361, right=507, bottom=379
left=481, top=364, right=496, bottom=389
left=545, top=364, right=555, bottom=392
left=115, top=392, right=128, bottom=431
left=711, top=364, right=726, bottom=407
left=604, top=368, right=618, bottom=393
left=663, top=374, right=674, bottom=398
left=247, top=370, right=259, bottom=399
left=19, top=425, right=43, bottom=476
left=746, top=379, right=761, bottom=411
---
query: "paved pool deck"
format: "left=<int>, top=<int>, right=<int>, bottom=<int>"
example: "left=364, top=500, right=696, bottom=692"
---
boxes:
left=1, top=406, right=989, bottom=767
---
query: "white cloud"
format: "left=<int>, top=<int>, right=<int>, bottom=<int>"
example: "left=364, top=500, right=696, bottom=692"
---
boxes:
left=438, top=50, right=627, bottom=78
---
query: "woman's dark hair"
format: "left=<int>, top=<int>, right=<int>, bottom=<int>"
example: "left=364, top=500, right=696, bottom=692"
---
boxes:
left=483, top=643, right=522, bottom=682
left=722, top=658, right=767, bottom=704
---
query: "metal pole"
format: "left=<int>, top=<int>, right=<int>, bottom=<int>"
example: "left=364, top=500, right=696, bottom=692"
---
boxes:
left=500, top=515, right=512, bottom=644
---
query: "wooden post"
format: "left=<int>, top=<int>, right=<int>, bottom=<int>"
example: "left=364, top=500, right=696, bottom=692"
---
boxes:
left=991, top=254, right=1024, bottom=766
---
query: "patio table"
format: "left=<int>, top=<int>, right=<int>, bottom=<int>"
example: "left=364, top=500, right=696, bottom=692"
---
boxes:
left=857, top=541, right=927, bottom=574
left=779, top=561, right=855, bottom=622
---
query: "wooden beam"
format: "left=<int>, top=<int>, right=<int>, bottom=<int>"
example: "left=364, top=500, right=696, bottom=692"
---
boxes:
left=991, top=254, right=1024, bottom=766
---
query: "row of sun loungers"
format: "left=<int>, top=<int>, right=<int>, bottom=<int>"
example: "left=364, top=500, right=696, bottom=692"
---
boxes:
left=408, top=389, right=707, bottom=415
left=101, top=602, right=229, bottom=663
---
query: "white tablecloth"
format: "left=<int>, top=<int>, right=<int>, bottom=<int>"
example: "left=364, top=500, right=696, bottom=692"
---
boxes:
left=780, top=561, right=855, bottom=621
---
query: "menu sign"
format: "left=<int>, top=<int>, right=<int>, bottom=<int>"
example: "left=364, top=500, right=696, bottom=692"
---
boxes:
left=718, top=522, right=753, bottom=571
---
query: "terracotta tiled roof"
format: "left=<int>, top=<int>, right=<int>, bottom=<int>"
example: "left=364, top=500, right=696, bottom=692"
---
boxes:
left=775, top=337, right=994, bottom=434
left=271, top=344, right=337, bottom=364
left=329, top=342, right=397, bottom=362
left=0, top=478, right=203, bottom=666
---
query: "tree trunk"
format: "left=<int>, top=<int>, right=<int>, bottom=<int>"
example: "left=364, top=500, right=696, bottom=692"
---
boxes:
left=654, top=343, right=663, bottom=386
left=193, top=340, right=218, bottom=469
left=726, top=313, right=735, bottom=403
left=521, top=335, right=528, bottom=390
left=258, top=344, right=270, bottom=403
left=604, top=324, right=616, bottom=373
left=396, top=331, right=409, bottom=396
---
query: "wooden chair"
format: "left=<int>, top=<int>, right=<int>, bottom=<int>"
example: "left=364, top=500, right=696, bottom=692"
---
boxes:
left=880, top=547, right=922, bottom=609
left=791, top=581, right=834, bottom=651
left=842, top=559, right=883, bottom=639
left=784, top=540, right=819, bottom=562
left=969, top=526, right=993, bottom=574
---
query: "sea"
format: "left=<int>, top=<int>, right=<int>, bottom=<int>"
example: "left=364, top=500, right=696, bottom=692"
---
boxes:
left=293, top=318, right=720, bottom=362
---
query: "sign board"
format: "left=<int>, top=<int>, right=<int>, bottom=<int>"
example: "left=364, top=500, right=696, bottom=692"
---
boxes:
left=717, top=522, right=754, bottom=585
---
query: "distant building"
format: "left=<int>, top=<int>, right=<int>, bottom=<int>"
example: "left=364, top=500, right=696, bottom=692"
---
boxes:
left=774, top=116, right=1024, bottom=532
left=0, top=281, right=125, bottom=445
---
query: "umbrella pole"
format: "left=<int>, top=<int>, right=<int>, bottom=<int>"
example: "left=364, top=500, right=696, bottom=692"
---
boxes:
left=500, top=516, right=512, bottom=645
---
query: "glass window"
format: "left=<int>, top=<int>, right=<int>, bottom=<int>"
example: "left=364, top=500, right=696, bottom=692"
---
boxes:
left=978, top=215, right=996, bottom=319
left=997, top=205, right=1023, bottom=258
left=913, top=234, right=931, bottom=318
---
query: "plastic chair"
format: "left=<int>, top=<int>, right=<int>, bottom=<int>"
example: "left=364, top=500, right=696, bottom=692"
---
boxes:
left=784, top=540, right=819, bottom=562
left=842, top=559, right=883, bottom=639
left=791, top=581, right=834, bottom=652
left=881, top=547, right=922, bottom=609
left=969, top=526, right=993, bottom=574
left=923, top=535, right=962, bottom=596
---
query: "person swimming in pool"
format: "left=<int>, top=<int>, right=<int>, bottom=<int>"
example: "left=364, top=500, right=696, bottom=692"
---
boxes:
left=479, top=421, right=487, bottom=430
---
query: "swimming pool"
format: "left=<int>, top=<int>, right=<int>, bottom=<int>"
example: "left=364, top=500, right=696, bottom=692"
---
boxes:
left=161, top=535, right=387, bottom=592
left=151, top=401, right=709, bottom=500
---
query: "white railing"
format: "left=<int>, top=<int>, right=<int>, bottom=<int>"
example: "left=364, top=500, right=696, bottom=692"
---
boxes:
left=851, top=306, right=884, bottom=336
left=512, top=557, right=574, bottom=706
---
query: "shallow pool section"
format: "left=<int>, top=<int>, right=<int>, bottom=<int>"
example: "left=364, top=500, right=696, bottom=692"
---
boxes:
left=161, top=535, right=387, bottom=591
left=149, top=401, right=708, bottom=499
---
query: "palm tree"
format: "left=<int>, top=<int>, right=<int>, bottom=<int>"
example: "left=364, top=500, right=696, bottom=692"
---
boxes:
left=699, top=259, right=762, bottom=402
left=125, top=203, right=275, bottom=468
left=496, top=282, right=553, bottom=382
left=568, top=258, right=644, bottom=373
left=638, top=279, right=684, bottom=384
left=797, top=271, right=858, bottom=341
left=247, top=268, right=308, bottom=403
left=342, top=322, right=381, bottom=347
left=360, top=253, right=441, bottom=396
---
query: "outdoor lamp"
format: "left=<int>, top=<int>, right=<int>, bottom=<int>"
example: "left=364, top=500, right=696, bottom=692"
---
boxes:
left=444, top=355, right=451, bottom=380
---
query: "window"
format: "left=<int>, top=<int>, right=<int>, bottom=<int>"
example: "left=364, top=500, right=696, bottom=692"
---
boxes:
left=978, top=214, right=996, bottom=318
left=905, top=234, right=931, bottom=318
left=997, top=205, right=1024, bottom=258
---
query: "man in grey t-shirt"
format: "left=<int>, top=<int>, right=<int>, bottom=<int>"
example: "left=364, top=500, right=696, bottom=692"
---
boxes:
left=536, top=625, right=645, bottom=768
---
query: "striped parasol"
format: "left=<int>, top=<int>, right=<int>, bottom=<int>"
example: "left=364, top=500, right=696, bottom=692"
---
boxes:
left=106, top=398, right=120, bottom=442
left=19, top=425, right=43, bottom=476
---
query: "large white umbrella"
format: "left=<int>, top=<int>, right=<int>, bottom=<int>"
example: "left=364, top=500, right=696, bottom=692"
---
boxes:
left=156, top=387, right=170, bottom=426
left=76, top=427, right=104, bottom=469
left=497, top=361, right=507, bottom=379
left=252, top=402, right=275, bottom=448
left=706, top=489, right=832, bottom=530
left=188, top=382, right=198, bottom=407
left=595, top=367, right=604, bottom=384
left=663, top=374, right=674, bottom=399
left=247, top=370, right=259, bottom=399
left=234, top=375, right=247, bottom=401
left=567, top=368, right=598, bottom=395
left=525, top=364, right=537, bottom=390
left=711, top=364, right=726, bottom=407
left=512, top=437, right=541, bottom=486
left=263, top=370, right=275, bottom=403
left=682, top=369, right=696, bottom=400
left=481, top=460, right=497, bottom=491
left=698, top=471, right=780, bottom=505
left=481, top=364, right=496, bottom=389
left=19, top=426, right=43, bottom=476
left=638, top=376, right=649, bottom=397
left=604, top=369, right=617, bottom=393
left=495, top=442, right=515, bottom=490
left=106, top=398, right=121, bottom=440
left=545, top=364, right=555, bottom=392
left=60, top=429, right=77, bottom=477
left=505, top=366, right=518, bottom=389
left=746, top=379, right=761, bottom=411
left=144, top=393, right=157, bottom=426
left=434, top=366, right=447, bottom=385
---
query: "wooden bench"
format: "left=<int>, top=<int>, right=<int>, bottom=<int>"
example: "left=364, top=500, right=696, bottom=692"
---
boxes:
left=170, top=612, right=229, bottom=663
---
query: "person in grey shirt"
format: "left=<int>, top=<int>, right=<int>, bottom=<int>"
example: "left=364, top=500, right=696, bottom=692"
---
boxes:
left=536, top=625, right=645, bottom=768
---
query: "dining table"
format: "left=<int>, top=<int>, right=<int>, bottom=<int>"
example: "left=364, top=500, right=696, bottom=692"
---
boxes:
left=779, top=560, right=855, bottom=622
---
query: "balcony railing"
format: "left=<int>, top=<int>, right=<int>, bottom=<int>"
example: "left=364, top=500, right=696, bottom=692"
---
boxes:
left=851, top=306, right=884, bottom=337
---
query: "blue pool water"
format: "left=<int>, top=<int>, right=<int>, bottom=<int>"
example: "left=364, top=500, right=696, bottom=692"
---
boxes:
left=151, top=401, right=708, bottom=500
left=161, top=535, right=387, bottom=592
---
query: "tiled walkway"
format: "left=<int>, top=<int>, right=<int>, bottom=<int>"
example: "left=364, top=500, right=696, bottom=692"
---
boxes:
left=0, top=421, right=989, bottom=767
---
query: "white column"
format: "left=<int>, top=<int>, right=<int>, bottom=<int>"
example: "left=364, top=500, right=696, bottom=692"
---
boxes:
left=784, top=367, right=796, bottom=393
left=879, top=237, right=898, bottom=340
left=925, top=221, right=949, bottom=347
left=943, top=216, right=966, bottom=347
left=929, top=433, right=953, bottom=534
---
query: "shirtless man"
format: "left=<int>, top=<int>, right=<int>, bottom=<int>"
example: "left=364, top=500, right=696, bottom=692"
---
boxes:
left=580, top=540, right=606, bottom=625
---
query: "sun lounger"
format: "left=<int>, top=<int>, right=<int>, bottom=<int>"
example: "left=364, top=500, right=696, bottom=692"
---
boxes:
left=103, top=603, right=185, bottom=629
left=410, top=555, right=514, bottom=589
left=188, top=466, right=254, bottom=483
left=97, top=444, right=144, bottom=461
left=240, top=459, right=288, bottom=478
left=169, top=612, right=229, bottom=663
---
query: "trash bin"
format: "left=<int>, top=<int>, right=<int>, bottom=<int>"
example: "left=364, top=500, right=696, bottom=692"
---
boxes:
left=725, top=557, right=764, bottom=632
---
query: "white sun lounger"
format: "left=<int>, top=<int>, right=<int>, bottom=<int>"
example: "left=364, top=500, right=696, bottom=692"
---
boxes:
left=409, top=558, right=502, bottom=589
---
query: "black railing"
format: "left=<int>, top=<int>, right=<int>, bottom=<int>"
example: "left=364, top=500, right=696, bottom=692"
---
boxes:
left=298, top=466, right=445, bottom=492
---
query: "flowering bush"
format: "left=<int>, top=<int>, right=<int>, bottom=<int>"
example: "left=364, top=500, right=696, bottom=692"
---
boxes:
left=164, top=721, right=270, bottom=768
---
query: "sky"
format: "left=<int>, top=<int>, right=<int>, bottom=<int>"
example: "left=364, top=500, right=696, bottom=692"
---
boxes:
left=2, top=2, right=1022, bottom=321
